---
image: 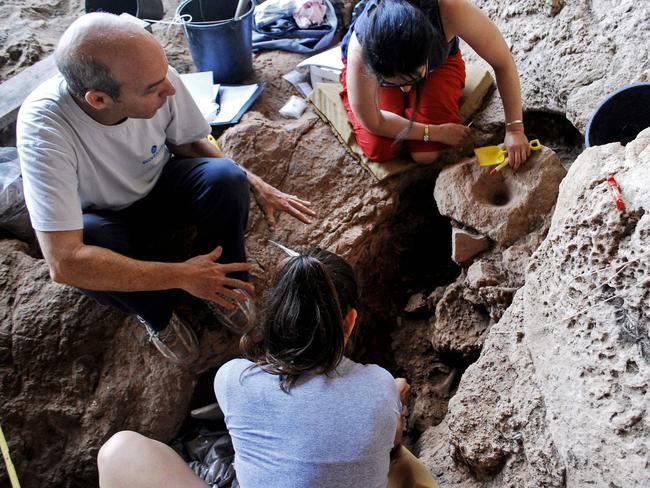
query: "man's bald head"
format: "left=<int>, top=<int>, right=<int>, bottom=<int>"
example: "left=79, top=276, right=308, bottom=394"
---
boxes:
left=55, top=13, right=161, bottom=101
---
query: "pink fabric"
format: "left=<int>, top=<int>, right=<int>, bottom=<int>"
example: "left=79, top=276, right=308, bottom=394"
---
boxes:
left=293, top=0, right=327, bottom=28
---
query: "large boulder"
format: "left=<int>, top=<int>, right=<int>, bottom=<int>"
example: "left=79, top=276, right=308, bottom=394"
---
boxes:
left=429, top=148, right=563, bottom=362
left=419, top=128, right=650, bottom=487
left=434, top=146, right=566, bottom=246
left=464, top=0, right=650, bottom=132
left=0, top=240, right=243, bottom=487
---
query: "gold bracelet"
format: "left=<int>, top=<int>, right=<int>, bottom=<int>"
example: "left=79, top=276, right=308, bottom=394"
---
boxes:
left=505, top=119, right=523, bottom=127
left=423, top=124, right=430, bottom=142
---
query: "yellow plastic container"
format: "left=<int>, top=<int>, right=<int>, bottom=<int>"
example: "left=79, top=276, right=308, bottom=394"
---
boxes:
left=475, top=139, right=542, bottom=166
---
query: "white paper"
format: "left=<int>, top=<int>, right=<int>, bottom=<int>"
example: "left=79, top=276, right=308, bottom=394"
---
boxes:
left=296, top=45, right=343, bottom=72
left=211, top=84, right=260, bottom=124
left=179, top=71, right=220, bottom=121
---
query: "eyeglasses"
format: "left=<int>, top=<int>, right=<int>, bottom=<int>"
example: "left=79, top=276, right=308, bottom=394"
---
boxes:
left=378, top=59, right=429, bottom=88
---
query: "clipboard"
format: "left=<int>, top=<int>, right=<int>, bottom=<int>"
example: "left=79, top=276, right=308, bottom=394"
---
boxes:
left=209, top=82, right=267, bottom=127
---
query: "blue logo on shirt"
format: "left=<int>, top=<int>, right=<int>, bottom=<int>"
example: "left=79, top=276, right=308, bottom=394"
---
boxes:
left=142, top=144, right=164, bottom=164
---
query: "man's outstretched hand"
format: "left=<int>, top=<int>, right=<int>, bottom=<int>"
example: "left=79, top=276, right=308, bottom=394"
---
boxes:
left=247, top=173, right=315, bottom=232
left=179, top=246, right=254, bottom=308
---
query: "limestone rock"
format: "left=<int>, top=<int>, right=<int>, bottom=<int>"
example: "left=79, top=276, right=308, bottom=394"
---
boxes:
left=431, top=278, right=491, bottom=358
left=520, top=130, right=650, bottom=486
left=466, top=259, right=504, bottom=289
left=431, top=220, right=553, bottom=358
left=404, top=292, right=428, bottom=315
left=423, top=129, right=650, bottom=487
left=434, top=146, right=566, bottom=246
left=420, top=293, right=566, bottom=487
left=426, top=286, right=447, bottom=310
left=461, top=0, right=650, bottom=132
left=451, top=227, right=490, bottom=264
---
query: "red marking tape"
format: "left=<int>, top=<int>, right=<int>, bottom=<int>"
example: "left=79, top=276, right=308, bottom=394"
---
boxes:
left=607, top=174, right=625, bottom=210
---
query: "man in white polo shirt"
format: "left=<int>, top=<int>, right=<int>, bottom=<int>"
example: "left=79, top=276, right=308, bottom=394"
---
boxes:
left=16, top=13, right=315, bottom=364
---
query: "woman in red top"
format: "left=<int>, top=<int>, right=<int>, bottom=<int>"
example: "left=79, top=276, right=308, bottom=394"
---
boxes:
left=340, top=0, right=531, bottom=166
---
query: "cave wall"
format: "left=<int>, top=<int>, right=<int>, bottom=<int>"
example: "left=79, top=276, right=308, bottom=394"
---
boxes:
left=419, top=129, right=650, bottom=487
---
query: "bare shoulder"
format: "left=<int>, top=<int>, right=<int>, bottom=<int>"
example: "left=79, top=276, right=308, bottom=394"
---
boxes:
left=347, top=30, right=362, bottom=57
left=438, top=0, right=471, bottom=17
left=439, top=0, right=492, bottom=39
left=346, top=32, right=366, bottom=75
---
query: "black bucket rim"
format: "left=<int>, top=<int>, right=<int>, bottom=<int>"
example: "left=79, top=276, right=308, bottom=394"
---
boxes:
left=175, top=0, right=255, bottom=27
left=585, top=81, right=650, bottom=148
left=86, top=0, right=138, bottom=16
left=85, top=0, right=164, bottom=20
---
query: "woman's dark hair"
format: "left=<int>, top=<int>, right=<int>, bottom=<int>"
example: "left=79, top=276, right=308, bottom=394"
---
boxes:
left=241, top=248, right=360, bottom=392
left=362, top=0, right=449, bottom=142
left=362, top=0, right=448, bottom=79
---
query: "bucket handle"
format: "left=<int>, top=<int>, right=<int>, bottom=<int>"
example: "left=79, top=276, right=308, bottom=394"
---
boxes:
left=234, top=0, right=250, bottom=19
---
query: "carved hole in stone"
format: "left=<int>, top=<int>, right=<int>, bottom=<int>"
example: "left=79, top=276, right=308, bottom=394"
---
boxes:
left=471, top=175, right=514, bottom=208
left=491, top=189, right=510, bottom=206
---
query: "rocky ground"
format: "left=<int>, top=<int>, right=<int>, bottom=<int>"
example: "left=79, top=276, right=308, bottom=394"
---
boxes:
left=0, top=1, right=648, bottom=487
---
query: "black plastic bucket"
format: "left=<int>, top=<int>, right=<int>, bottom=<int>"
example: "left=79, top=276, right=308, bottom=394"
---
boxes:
left=176, top=0, right=255, bottom=84
left=85, top=0, right=164, bottom=20
left=585, top=83, right=650, bottom=147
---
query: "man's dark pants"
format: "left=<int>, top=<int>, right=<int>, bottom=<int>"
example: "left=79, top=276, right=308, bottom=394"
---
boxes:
left=80, top=157, right=250, bottom=331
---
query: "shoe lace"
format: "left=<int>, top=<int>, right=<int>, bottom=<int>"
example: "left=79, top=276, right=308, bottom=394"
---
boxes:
left=137, top=315, right=161, bottom=342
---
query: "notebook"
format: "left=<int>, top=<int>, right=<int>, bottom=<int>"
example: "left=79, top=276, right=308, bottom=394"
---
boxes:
left=179, top=71, right=266, bottom=126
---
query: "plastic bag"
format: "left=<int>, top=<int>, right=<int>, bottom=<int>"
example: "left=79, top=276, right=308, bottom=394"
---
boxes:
left=0, top=147, right=34, bottom=242
left=279, top=95, right=308, bottom=118
left=171, top=425, right=238, bottom=488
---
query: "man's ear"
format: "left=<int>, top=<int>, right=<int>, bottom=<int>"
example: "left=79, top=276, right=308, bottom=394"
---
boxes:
left=343, top=308, right=358, bottom=340
left=84, top=90, right=113, bottom=110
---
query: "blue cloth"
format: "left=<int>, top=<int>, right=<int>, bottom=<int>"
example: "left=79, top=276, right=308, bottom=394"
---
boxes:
left=214, top=357, right=401, bottom=488
left=341, top=0, right=459, bottom=62
left=80, top=157, right=250, bottom=331
left=252, top=0, right=337, bottom=53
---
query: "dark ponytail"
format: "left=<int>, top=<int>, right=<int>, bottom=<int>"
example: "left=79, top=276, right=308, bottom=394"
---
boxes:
left=241, top=248, right=360, bottom=392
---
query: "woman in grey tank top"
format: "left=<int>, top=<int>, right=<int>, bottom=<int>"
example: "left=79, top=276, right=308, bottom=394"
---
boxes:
left=95, top=248, right=438, bottom=487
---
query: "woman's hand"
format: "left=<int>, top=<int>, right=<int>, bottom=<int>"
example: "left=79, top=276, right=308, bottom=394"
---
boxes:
left=432, top=123, right=472, bottom=146
left=504, top=127, right=531, bottom=170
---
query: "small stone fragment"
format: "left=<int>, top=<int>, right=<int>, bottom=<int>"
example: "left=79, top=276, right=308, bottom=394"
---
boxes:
left=452, top=228, right=490, bottom=264
left=404, top=292, right=428, bottom=315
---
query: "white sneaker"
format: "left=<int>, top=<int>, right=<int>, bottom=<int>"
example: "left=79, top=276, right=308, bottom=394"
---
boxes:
left=138, top=313, right=199, bottom=364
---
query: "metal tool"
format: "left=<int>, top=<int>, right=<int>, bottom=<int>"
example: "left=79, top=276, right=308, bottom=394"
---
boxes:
left=269, top=240, right=299, bottom=257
